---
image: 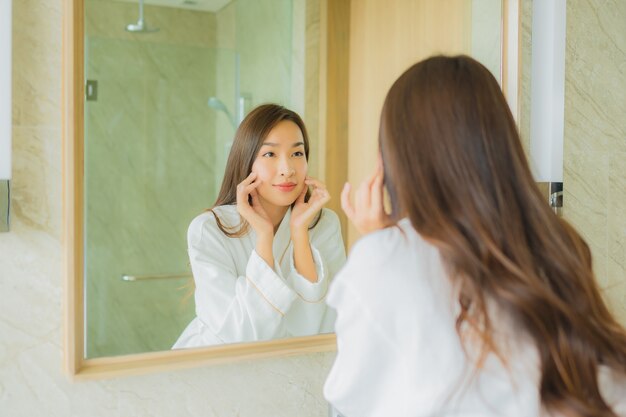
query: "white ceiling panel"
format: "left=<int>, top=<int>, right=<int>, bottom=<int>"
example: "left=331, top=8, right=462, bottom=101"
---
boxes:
left=103, top=0, right=232, bottom=13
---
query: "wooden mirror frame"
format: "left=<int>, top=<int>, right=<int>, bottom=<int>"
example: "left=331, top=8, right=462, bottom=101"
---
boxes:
left=62, top=0, right=519, bottom=380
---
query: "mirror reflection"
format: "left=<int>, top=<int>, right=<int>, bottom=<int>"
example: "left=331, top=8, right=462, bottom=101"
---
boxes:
left=173, top=104, right=345, bottom=349
left=83, top=0, right=504, bottom=359
left=84, top=0, right=329, bottom=358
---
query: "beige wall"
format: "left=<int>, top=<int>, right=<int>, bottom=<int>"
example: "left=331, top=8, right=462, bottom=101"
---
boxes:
left=1, top=0, right=333, bottom=415
left=347, top=0, right=472, bottom=244
left=561, top=0, right=626, bottom=323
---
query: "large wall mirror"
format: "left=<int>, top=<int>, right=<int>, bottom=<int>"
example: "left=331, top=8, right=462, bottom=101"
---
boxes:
left=63, top=0, right=519, bottom=379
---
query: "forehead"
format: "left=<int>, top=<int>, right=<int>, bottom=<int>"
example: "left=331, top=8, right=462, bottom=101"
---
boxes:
left=263, top=120, right=304, bottom=145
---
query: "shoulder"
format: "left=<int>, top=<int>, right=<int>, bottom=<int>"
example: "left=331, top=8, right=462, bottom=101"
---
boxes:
left=187, top=205, right=240, bottom=246
left=307, top=208, right=341, bottom=238
left=348, top=218, right=416, bottom=267
left=308, top=208, right=344, bottom=249
left=338, top=218, right=441, bottom=295
left=329, top=218, right=445, bottom=335
left=317, top=208, right=340, bottom=230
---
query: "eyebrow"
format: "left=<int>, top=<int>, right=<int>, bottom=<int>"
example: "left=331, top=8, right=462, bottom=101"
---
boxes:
left=261, top=141, right=305, bottom=148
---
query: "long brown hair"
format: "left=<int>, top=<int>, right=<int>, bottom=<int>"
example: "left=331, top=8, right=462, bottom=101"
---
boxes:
left=211, top=103, right=318, bottom=236
left=379, top=55, right=626, bottom=416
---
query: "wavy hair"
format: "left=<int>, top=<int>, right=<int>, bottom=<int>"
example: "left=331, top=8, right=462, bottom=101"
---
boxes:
left=379, top=55, right=626, bottom=416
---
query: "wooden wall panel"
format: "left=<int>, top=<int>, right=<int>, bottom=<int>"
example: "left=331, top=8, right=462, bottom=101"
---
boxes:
left=347, top=0, right=472, bottom=244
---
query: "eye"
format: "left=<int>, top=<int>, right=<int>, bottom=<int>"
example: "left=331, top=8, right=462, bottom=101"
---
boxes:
left=292, top=151, right=304, bottom=157
left=262, top=151, right=275, bottom=158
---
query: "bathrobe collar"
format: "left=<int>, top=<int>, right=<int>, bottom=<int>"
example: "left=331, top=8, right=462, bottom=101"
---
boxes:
left=272, top=207, right=292, bottom=261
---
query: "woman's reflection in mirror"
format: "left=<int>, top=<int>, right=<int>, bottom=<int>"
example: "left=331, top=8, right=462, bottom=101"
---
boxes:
left=173, top=104, right=345, bottom=349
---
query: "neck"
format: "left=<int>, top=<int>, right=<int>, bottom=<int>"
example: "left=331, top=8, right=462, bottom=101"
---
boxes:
left=259, top=197, right=289, bottom=232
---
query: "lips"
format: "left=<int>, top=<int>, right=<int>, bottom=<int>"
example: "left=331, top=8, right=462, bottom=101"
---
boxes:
left=274, top=183, right=297, bottom=192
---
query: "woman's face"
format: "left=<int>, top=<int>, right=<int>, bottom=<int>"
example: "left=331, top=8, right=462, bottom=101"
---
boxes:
left=251, top=120, right=308, bottom=208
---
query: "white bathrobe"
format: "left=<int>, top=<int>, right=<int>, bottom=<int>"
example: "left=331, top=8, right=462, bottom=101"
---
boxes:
left=173, top=205, right=346, bottom=348
left=324, top=218, right=626, bottom=417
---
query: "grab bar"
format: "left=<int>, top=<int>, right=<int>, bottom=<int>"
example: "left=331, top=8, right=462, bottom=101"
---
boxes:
left=121, top=273, right=192, bottom=282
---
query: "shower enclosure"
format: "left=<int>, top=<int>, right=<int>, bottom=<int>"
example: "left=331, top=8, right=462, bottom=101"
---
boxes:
left=83, top=0, right=298, bottom=358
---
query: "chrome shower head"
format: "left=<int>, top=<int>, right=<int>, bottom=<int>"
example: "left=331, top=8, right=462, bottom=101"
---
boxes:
left=126, top=20, right=159, bottom=33
left=208, top=97, right=236, bottom=127
left=126, top=0, right=159, bottom=33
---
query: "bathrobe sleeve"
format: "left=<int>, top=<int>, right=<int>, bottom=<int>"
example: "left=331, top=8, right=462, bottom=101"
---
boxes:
left=323, top=235, right=408, bottom=417
left=189, top=213, right=298, bottom=344
left=285, top=209, right=346, bottom=335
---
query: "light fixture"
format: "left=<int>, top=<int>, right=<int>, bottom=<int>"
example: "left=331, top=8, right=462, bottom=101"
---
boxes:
left=529, top=0, right=567, bottom=214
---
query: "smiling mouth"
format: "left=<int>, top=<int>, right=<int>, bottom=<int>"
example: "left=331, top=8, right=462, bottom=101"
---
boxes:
left=274, top=183, right=297, bottom=192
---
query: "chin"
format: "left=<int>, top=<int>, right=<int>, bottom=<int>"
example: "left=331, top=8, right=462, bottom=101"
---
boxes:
left=258, top=190, right=296, bottom=208
left=269, top=194, right=298, bottom=207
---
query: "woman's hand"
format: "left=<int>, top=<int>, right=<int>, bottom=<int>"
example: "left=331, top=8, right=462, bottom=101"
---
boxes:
left=341, top=165, right=391, bottom=235
left=290, top=177, right=331, bottom=235
left=236, top=172, right=274, bottom=238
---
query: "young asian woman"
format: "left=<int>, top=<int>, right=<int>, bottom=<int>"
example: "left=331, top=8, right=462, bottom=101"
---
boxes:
left=324, top=56, right=626, bottom=417
left=173, top=104, right=346, bottom=348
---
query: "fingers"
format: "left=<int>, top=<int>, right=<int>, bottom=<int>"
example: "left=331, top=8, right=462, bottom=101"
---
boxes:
left=356, top=175, right=372, bottom=210
left=370, top=169, right=384, bottom=212
left=376, top=152, right=384, bottom=175
left=297, top=177, right=328, bottom=207
left=304, top=177, right=327, bottom=190
left=310, top=187, right=331, bottom=206
left=249, top=187, right=261, bottom=206
left=341, top=182, right=356, bottom=220
left=237, top=172, right=261, bottom=207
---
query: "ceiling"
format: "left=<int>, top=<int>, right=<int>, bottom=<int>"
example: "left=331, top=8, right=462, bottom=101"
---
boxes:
left=109, top=0, right=233, bottom=13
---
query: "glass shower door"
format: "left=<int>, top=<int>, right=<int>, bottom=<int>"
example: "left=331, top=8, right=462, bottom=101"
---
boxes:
left=84, top=37, right=235, bottom=358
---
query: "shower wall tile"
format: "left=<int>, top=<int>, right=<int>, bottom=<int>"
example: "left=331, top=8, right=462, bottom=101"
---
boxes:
left=84, top=37, right=216, bottom=356
left=214, top=2, right=237, bottom=193
left=83, top=1, right=219, bottom=356
left=236, top=0, right=292, bottom=107
left=216, top=0, right=235, bottom=49
left=304, top=0, right=321, bottom=180
left=470, top=0, right=502, bottom=83
left=291, top=0, right=306, bottom=117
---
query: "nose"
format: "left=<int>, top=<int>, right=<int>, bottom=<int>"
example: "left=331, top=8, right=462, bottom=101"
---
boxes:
left=279, top=157, right=295, bottom=177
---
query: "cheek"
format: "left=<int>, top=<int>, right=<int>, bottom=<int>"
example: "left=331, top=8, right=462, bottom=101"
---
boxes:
left=296, top=159, right=308, bottom=178
left=251, top=160, right=274, bottom=182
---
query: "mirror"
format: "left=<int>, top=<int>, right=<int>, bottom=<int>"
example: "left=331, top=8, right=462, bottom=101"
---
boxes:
left=64, top=0, right=515, bottom=378
left=83, top=0, right=336, bottom=359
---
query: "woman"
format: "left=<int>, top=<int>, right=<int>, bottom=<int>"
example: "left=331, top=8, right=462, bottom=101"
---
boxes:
left=174, top=104, right=345, bottom=348
left=324, top=56, right=626, bottom=416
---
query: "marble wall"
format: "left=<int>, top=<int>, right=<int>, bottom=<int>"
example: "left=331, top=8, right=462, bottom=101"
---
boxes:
left=562, top=0, right=626, bottom=322
left=1, top=0, right=333, bottom=415
left=84, top=0, right=218, bottom=357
